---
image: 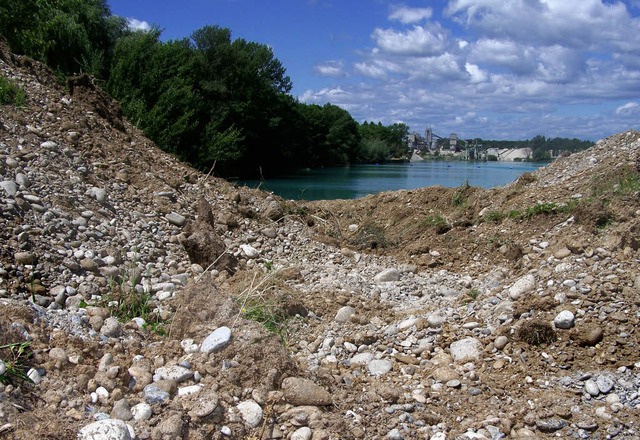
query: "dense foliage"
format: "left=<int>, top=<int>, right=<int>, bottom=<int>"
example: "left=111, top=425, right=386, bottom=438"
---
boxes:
left=1, top=1, right=412, bottom=176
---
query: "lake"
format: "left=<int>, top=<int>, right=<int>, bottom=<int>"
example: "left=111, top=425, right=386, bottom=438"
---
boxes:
left=239, top=161, right=546, bottom=201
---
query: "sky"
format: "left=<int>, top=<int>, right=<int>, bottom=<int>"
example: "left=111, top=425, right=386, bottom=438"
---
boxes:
left=108, top=0, right=640, bottom=141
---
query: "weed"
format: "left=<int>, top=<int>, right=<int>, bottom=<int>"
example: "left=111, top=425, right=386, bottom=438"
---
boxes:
left=0, top=342, right=32, bottom=385
left=233, top=270, right=301, bottom=344
left=466, top=288, right=480, bottom=301
left=421, top=215, right=451, bottom=234
left=350, top=223, right=388, bottom=249
left=516, top=320, right=556, bottom=346
left=0, top=75, right=26, bottom=106
left=452, top=180, right=471, bottom=207
left=591, top=165, right=640, bottom=197
left=522, top=202, right=558, bottom=218
left=484, top=210, right=506, bottom=223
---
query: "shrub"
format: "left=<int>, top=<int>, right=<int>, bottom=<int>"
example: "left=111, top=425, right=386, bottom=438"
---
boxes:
left=0, top=75, right=26, bottom=106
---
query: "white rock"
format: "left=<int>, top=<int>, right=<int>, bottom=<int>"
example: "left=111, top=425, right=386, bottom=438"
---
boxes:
left=368, top=359, right=393, bottom=376
left=374, top=268, right=401, bottom=283
left=178, top=384, right=203, bottom=396
left=200, top=326, right=232, bottom=353
left=78, top=419, right=132, bottom=440
left=239, top=244, right=260, bottom=259
left=553, top=310, right=575, bottom=329
left=334, top=306, right=356, bottom=323
left=350, top=352, right=374, bottom=366
left=237, top=400, right=263, bottom=427
left=508, top=274, right=536, bottom=300
left=291, top=426, right=312, bottom=440
left=165, top=212, right=186, bottom=226
left=154, top=365, right=193, bottom=383
left=131, top=402, right=153, bottom=421
left=0, top=360, right=6, bottom=375
left=449, top=337, right=482, bottom=362
left=585, top=380, right=600, bottom=397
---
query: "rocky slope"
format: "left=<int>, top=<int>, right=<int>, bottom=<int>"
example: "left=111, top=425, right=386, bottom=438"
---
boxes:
left=1, top=44, right=639, bottom=439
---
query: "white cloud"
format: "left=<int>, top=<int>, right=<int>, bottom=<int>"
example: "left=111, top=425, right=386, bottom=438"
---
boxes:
left=302, top=1, right=640, bottom=140
left=616, top=102, right=639, bottom=114
left=126, top=18, right=151, bottom=32
left=354, top=62, right=388, bottom=79
left=371, top=24, right=449, bottom=56
left=389, top=6, right=433, bottom=24
left=313, top=61, right=347, bottom=77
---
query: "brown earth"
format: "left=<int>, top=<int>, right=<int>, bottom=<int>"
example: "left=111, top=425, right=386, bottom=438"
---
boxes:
left=1, top=42, right=639, bottom=439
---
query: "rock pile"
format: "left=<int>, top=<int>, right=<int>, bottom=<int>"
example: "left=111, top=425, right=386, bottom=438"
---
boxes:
left=1, top=45, right=639, bottom=439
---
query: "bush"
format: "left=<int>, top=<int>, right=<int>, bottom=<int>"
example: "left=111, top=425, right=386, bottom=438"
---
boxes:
left=0, top=75, right=26, bottom=106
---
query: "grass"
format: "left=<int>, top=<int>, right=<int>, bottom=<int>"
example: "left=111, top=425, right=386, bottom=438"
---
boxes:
left=421, top=215, right=451, bottom=234
left=591, top=164, right=640, bottom=197
left=0, top=75, right=26, bottom=106
left=232, top=270, right=298, bottom=344
left=0, top=342, right=32, bottom=385
left=452, top=180, right=471, bottom=207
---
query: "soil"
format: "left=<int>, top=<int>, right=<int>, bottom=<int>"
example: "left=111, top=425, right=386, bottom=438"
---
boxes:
left=1, top=41, right=639, bottom=439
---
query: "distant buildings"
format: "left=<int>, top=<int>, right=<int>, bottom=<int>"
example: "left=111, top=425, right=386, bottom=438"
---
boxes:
left=407, top=127, right=534, bottom=162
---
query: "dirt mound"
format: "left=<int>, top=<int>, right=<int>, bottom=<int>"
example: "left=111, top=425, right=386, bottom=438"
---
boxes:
left=1, top=43, right=640, bottom=439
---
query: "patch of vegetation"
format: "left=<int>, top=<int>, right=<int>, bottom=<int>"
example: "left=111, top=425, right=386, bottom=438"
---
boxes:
left=452, top=180, right=471, bottom=207
left=466, top=288, right=480, bottom=301
left=0, top=75, right=26, bottom=106
left=233, top=270, right=304, bottom=344
left=350, top=223, right=388, bottom=249
left=591, top=165, right=640, bottom=198
left=0, top=342, right=32, bottom=385
left=516, top=319, right=556, bottom=346
left=484, top=210, right=506, bottom=223
left=421, top=215, right=451, bottom=234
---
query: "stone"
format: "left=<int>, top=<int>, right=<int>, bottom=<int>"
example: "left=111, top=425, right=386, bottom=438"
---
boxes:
left=282, top=377, right=332, bottom=406
left=143, top=383, right=171, bottom=404
left=78, top=419, right=132, bottom=440
left=166, top=212, right=186, bottom=227
left=535, top=418, right=567, bottom=433
left=111, top=398, right=133, bottom=421
left=154, top=413, right=183, bottom=438
left=494, top=335, right=508, bottom=350
left=585, top=380, right=600, bottom=397
left=449, top=337, right=482, bottom=362
left=291, top=426, right=312, bottom=440
left=237, top=400, right=263, bottom=428
left=191, top=391, right=220, bottom=418
left=374, top=268, right=401, bottom=283
left=0, top=180, right=18, bottom=196
left=350, top=352, right=374, bottom=366
left=100, top=317, right=122, bottom=337
left=508, top=274, right=535, bottom=300
left=368, top=359, right=393, bottom=376
left=553, top=310, right=575, bottom=329
left=573, top=324, right=603, bottom=346
left=334, top=306, right=356, bottom=323
left=154, top=365, right=193, bottom=383
left=596, top=375, right=615, bottom=394
left=0, top=360, right=5, bottom=375
left=131, top=403, right=152, bottom=421
left=200, top=326, right=232, bottom=353
left=14, top=252, right=36, bottom=265
left=239, top=244, right=260, bottom=258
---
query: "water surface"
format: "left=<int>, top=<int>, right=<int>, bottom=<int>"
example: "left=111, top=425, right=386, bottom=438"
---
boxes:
left=240, top=161, right=545, bottom=200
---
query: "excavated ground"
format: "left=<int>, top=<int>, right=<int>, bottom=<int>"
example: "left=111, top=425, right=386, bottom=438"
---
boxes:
left=0, top=43, right=639, bottom=439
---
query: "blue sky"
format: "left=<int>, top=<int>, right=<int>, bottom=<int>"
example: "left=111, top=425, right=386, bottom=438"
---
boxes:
left=108, top=0, right=640, bottom=141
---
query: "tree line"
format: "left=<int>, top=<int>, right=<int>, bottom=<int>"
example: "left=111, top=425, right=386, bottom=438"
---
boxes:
left=0, top=0, right=408, bottom=177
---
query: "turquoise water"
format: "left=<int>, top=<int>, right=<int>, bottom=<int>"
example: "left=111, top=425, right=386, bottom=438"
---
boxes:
left=239, top=161, right=546, bottom=201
